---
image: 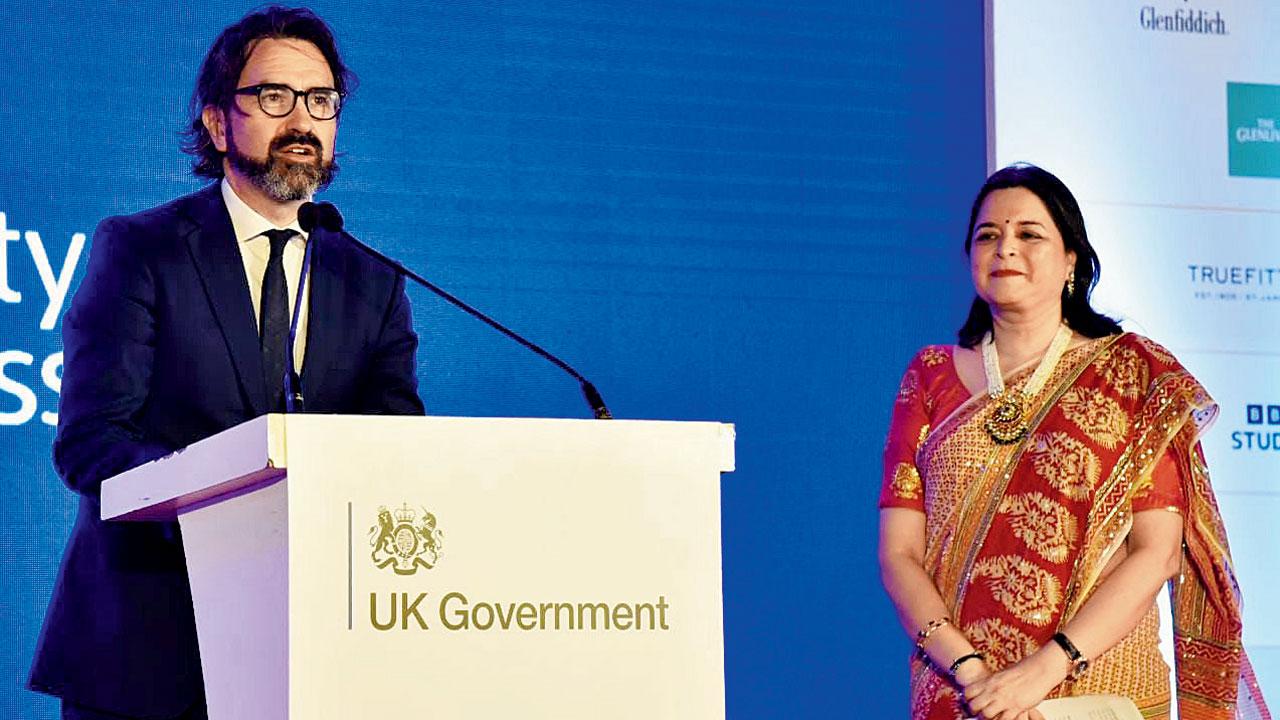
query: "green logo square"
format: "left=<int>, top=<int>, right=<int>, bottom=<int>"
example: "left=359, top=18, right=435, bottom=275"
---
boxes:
left=1228, top=82, right=1280, bottom=179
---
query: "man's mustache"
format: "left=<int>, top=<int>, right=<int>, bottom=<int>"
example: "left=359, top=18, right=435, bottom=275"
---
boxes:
left=270, top=133, right=324, bottom=154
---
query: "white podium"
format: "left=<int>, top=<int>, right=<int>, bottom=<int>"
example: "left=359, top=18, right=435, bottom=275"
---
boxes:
left=101, top=415, right=734, bottom=719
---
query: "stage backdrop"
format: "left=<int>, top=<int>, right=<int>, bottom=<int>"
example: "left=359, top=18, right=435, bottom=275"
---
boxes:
left=989, top=0, right=1280, bottom=700
left=0, top=1, right=984, bottom=717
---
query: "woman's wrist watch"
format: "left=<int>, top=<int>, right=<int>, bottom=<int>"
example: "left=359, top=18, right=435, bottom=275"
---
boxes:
left=1051, top=632, right=1089, bottom=679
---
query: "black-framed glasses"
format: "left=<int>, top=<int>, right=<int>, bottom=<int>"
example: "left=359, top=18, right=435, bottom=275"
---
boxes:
left=233, top=83, right=344, bottom=120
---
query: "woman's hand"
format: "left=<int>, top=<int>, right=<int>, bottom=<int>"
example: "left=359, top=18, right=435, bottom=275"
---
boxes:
left=953, top=657, right=992, bottom=690
left=960, top=648, right=1068, bottom=720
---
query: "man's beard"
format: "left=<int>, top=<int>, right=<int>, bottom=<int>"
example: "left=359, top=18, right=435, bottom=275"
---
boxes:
left=225, top=126, right=337, bottom=202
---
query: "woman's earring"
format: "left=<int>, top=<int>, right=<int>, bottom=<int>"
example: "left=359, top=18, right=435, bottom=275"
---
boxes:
left=1065, top=276, right=1076, bottom=298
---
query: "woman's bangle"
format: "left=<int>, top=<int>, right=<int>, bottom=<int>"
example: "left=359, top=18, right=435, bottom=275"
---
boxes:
left=915, top=617, right=951, bottom=650
left=948, top=652, right=985, bottom=678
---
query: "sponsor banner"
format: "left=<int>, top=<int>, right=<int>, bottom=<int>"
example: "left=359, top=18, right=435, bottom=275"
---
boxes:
left=1228, top=82, right=1280, bottom=179
left=1083, top=202, right=1280, bottom=356
left=991, top=0, right=1280, bottom=700
left=991, top=1, right=1280, bottom=211
left=1138, top=5, right=1227, bottom=35
left=1174, top=350, right=1280, bottom=496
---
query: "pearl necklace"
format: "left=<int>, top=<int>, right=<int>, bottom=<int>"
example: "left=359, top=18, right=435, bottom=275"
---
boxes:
left=981, top=324, right=1074, bottom=445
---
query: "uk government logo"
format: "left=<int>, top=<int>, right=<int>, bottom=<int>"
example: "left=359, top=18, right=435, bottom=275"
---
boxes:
left=359, top=500, right=671, bottom=633
left=1231, top=404, right=1280, bottom=452
left=1227, top=83, right=1280, bottom=179
left=369, top=503, right=443, bottom=575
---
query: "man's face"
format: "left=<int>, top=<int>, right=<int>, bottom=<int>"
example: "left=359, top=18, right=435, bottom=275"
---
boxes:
left=204, top=37, right=339, bottom=202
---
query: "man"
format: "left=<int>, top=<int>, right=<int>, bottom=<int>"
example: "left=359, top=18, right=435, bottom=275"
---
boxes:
left=29, top=7, right=424, bottom=719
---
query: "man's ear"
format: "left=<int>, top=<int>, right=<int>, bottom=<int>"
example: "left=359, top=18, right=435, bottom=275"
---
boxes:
left=202, top=105, right=228, bottom=153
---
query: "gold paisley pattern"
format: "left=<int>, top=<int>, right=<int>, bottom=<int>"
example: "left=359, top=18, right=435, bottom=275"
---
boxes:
left=897, top=368, right=920, bottom=406
left=919, top=346, right=950, bottom=367
left=1027, top=431, right=1100, bottom=501
left=963, top=617, right=1039, bottom=671
left=997, top=492, right=1077, bottom=564
left=1099, top=345, right=1148, bottom=399
left=1059, top=387, right=1129, bottom=450
left=916, top=423, right=930, bottom=451
left=970, top=555, right=1061, bottom=627
left=890, top=462, right=922, bottom=500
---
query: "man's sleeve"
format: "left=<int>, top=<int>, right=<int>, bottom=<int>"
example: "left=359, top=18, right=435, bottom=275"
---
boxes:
left=357, top=272, right=426, bottom=415
left=52, top=217, right=174, bottom=497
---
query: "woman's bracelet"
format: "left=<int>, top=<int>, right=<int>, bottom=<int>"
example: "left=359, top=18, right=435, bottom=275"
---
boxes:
left=915, top=616, right=951, bottom=650
left=948, top=652, right=985, bottom=678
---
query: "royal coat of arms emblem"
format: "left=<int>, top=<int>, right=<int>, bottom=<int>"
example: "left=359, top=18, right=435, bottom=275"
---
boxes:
left=369, top=503, right=444, bottom=575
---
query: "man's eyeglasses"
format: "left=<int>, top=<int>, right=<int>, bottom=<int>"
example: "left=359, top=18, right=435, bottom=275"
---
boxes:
left=233, top=83, right=344, bottom=120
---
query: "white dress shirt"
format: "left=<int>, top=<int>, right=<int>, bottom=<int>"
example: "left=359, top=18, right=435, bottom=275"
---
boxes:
left=220, top=179, right=310, bottom=372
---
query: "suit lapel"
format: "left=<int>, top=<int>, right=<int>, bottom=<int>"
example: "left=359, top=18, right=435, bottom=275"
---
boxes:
left=300, top=227, right=347, bottom=395
left=181, top=186, right=268, bottom=415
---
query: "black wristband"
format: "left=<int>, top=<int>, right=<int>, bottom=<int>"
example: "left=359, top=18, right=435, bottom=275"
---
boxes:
left=1051, top=632, right=1089, bottom=679
left=948, top=652, right=984, bottom=678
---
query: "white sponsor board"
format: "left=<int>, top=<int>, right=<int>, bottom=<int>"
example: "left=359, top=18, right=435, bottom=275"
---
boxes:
left=989, top=0, right=1280, bottom=702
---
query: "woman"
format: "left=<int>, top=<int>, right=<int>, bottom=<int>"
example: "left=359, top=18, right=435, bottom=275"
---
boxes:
left=877, top=164, right=1270, bottom=720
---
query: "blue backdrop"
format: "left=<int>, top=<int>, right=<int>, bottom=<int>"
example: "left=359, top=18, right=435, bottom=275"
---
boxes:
left=0, top=2, right=984, bottom=716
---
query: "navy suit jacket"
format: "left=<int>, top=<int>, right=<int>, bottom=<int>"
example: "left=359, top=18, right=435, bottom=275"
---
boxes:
left=29, top=184, right=425, bottom=717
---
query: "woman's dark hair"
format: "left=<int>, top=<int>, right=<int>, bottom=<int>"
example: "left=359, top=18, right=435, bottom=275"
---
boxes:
left=956, top=163, right=1122, bottom=348
left=180, top=6, right=357, bottom=179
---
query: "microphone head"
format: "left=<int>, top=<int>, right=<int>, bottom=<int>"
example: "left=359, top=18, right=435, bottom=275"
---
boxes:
left=318, top=202, right=345, bottom=232
left=296, top=202, right=344, bottom=233
left=297, top=202, right=319, bottom=232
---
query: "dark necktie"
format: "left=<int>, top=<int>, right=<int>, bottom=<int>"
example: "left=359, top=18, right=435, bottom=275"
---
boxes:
left=260, top=229, right=296, bottom=412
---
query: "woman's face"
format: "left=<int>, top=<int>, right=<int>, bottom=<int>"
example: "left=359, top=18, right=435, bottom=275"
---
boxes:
left=969, top=187, right=1076, bottom=316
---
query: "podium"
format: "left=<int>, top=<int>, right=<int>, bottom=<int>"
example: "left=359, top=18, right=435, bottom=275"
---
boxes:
left=100, top=414, right=734, bottom=719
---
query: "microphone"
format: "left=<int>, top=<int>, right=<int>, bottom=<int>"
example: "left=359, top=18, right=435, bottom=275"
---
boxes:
left=298, top=201, right=612, bottom=419
left=298, top=201, right=343, bottom=233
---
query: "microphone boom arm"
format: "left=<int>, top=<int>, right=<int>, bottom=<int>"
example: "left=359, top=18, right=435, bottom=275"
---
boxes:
left=301, top=202, right=611, bottom=419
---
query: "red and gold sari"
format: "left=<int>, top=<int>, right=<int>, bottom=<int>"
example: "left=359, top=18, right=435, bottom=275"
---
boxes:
left=880, top=333, right=1270, bottom=720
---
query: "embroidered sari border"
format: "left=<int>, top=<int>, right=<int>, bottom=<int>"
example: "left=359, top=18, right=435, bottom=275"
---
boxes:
left=1062, top=372, right=1204, bottom=617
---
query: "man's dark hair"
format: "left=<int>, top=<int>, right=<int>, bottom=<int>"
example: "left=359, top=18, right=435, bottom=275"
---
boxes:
left=180, top=6, right=356, bottom=179
left=956, top=163, right=1123, bottom=348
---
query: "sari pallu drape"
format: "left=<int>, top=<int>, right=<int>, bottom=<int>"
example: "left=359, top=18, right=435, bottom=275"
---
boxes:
left=906, top=334, right=1269, bottom=720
